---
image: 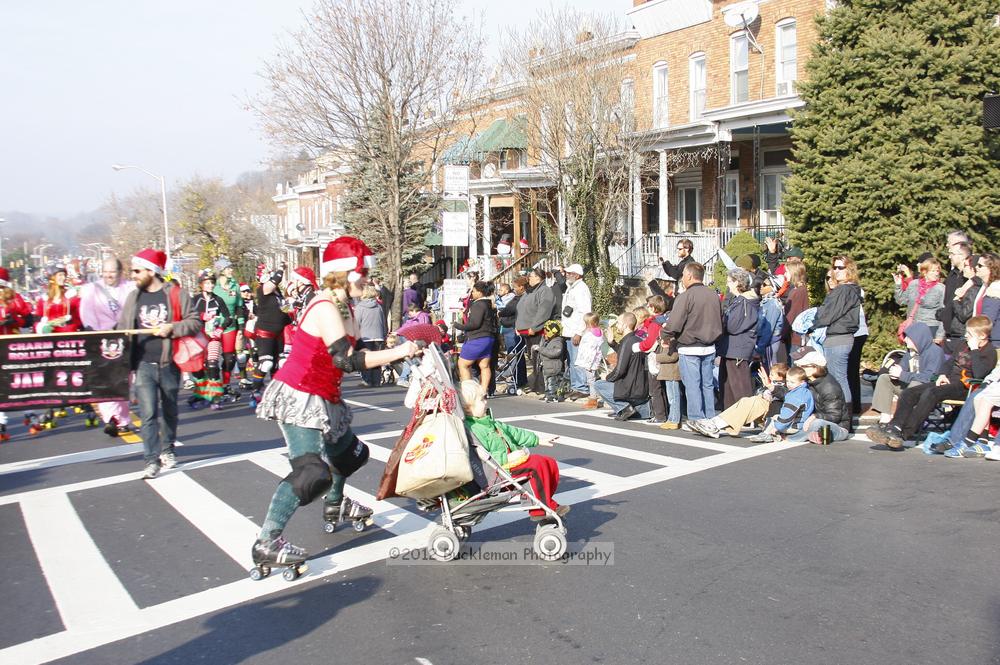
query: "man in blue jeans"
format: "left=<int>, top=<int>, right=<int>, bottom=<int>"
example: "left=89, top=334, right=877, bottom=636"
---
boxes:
left=118, top=249, right=202, bottom=479
left=661, top=262, right=723, bottom=424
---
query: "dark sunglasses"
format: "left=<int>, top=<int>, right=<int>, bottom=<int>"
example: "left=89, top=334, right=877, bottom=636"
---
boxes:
left=833, top=264, right=846, bottom=270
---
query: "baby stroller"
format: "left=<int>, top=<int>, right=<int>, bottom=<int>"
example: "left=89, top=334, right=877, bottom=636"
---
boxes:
left=495, top=334, right=527, bottom=396
left=389, top=345, right=568, bottom=562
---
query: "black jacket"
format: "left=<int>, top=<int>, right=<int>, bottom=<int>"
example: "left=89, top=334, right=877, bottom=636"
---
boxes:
left=498, top=294, right=521, bottom=329
left=662, top=255, right=694, bottom=281
left=606, top=331, right=648, bottom=405
left=454, top=298, right=497, bottom=340
left=662, top=282, right=723, bottom=348
left=808, top=373, right=851, bottom=431
left=811, top=283, right=862, bottom=337
left=937, top=267, right=967, bottom=339
left=190, top=292, right=232, bottom=330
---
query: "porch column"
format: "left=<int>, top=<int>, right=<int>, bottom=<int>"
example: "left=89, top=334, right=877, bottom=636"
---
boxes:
left=468, top=194, right=478, bottom=262
left=482, top=194, right=491, bottom=257
left=658, top=149, right=669, bottom=251
left=631, top=155, right=642, bottom=245
left=557, top=192, right=567, bottom=239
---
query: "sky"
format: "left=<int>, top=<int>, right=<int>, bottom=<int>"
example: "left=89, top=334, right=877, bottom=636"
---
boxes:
left=0, top=0, right=631, bottom=218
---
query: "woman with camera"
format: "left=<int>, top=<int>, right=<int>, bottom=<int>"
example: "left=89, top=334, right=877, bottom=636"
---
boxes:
left=894, top=256, right=945, bottom=341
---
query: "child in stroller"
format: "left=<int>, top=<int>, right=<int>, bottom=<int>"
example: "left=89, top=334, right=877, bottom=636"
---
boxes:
left=418, top=377, right=571, bottom=562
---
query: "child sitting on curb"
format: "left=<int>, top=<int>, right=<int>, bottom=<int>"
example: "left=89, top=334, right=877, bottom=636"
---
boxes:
left=748, top=366, right=814, bottom=443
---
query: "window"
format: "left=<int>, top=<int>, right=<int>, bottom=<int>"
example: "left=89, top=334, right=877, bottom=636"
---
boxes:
left=653, top=61, right=669, bottom=128
left=730, top=33, right=749, bottom=104
left=500, top=149, right=525, bottom=170
left=689, top=53, right=707, bottom=120
left=619, top=78, right=635, bottom=131
left=676, top=187, right=701, bottom=233
left=723, top=173, right=740, bottom=226
left=760, top=173, right=787, bottom=225
left=776, top=20, right=797, bottom=96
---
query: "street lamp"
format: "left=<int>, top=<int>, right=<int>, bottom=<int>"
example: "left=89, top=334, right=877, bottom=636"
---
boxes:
left=111, top=164, right=170, bottom=270
left=0, top=218, right=6, bottom=264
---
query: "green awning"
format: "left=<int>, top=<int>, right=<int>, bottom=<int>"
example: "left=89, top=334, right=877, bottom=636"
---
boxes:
left=441, top=136, right=474, bottom=165
left=472, top=117, right=528, bottom=159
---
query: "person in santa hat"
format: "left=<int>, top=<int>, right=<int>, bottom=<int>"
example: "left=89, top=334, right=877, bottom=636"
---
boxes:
left=0, top=266, right=32, bottom=441
left=250, top=237, right=420, bottom=575
left=118, top=249, right=202, bottom=479
left=34, top=264, right=82, bottom=333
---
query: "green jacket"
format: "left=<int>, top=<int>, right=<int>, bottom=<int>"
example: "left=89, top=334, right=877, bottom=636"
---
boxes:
left=464, top=414, right=538, bottom=467
left=213, top=278, right=244, bottom=332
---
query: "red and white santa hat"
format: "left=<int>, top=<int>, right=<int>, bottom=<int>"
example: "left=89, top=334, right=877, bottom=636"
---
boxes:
left=321, top=236, right=375, bottom=283
left=0, top=267, right=10, bottom=288
left=519, top=238, right=530, bottom=250
left=289, top=266, right=318, bottom=289
left=132, top=248, right=167, bottom=275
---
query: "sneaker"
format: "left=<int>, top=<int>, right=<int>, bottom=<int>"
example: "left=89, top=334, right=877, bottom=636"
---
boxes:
left=960, top=440, right=992, bottom=458
left=645, top=418, right=666, bottom=425
left=691, top=419, right=721, bottom=439
left=182, top=378, right=195, bottom=390
left=159, top=451, right=177, bottom=469
left=927, top=440, right=954, bottom=455
left=984, top=447, right=1000, bottom=461
left=581, top=398, right=600, bottom=409
left=659, top=421, right=681, bottom=430
left=944, top=444, right=968, bottom=459
left=681, top=421, right=696, bottom=432
left=142, top=462, right=160, bottom=479
left=396, top=379, right=410, bottom=388
left=747, top=432, right=776, bottom=443
left=614, top=406, right=637, bottom=422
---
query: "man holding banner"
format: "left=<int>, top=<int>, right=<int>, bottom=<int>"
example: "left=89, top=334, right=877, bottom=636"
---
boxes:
left=118, top=249, right=202, bottom=479
left=80, top=257, right=135, bottom=437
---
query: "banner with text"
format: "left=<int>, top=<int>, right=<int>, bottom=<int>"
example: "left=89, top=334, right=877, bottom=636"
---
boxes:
left=0, top=332, right=131, bottom=409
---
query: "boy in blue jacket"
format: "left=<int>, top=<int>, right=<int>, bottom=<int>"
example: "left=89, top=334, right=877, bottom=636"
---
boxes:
left=748, top=366, right=814, bottom=443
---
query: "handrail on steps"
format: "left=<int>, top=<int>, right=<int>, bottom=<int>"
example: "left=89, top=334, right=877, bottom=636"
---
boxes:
left=490, top=250, right=552, bottom=284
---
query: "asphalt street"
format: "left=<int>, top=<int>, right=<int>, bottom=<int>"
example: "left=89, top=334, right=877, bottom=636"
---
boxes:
left=1, top=378, right=998, bottom=665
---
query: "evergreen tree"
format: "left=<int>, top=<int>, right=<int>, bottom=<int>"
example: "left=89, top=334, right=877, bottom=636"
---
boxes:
left=342, top=142, right=436, bottom=324
left=783, top=0, right=1000, bottom=360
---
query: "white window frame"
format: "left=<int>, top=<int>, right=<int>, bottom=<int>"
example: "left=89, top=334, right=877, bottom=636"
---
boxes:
left=722, top=171, right=740, bottom=227
left=652, top=61, right=669, bottom=129
left=730, top=32, right=749, bottom=104
left=619, top=78, right=635, bottom=131
left=760, top=149, right=791, bottom=226
left=775, top=19, right=797, bottom=96
left=689, top=53, right=707, bottom=120
left=675, top=186, right=702, bottom=233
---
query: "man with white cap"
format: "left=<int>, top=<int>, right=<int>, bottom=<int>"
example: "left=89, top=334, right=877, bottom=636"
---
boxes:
left=560, top=263, right=592, bottom=398
left=118, top=249, right=202, bottom=478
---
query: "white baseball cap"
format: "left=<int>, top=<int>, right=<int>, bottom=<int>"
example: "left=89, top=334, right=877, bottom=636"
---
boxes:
left=566, top=263, right=584, bottom=276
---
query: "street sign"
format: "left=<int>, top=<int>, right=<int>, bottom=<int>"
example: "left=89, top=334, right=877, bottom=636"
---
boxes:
left=443, top=165, right=469, bottom=200
left=441, top=210, right=470, bottom=247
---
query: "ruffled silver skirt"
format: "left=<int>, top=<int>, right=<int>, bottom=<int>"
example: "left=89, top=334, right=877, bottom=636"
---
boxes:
left=256, top=379, right=352, bottom=440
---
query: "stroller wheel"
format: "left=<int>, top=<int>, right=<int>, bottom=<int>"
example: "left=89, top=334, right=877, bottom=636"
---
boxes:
left=533, top=524, right=567, bottom=561
left=427, top=527, right=461, bottom=562
left=507, top=386, right=517, bottom=396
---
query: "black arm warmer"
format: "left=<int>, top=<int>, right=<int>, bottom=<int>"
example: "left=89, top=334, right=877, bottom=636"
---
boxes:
left=329, top=337, right=367, bottom=372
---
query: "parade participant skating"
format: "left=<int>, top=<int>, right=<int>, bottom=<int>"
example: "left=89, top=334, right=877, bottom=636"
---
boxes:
left=35, top=264, right=82, bottom=333
left=211, top=258, right=246, bottom=394
left=251, top=237, right=420, bottom=579
left=79, top=257, right=135, bottom=436
left=250, top=266, right=293, bottom=397
left=0, top=266, right=31, bottom=441
left=189, top=269, right=232, bottom=409
left=237, top=282, right=256, bottom=388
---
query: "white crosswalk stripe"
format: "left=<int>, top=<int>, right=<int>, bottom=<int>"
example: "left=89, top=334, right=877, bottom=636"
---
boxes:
left=0, top=409, right=805, bottom=665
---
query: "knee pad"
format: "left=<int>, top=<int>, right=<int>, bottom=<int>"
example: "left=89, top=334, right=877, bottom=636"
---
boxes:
left=330, top=433, right=369, bottom=478
left=223, top=352, right=236, bottom=371
left=258, top=357, right=274, bottom=375
left=283, top=453, right=333, bottom=505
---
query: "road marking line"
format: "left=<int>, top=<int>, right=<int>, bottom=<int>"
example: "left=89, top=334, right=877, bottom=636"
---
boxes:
left=20, top=493, right=139, bottom=633
left=145, top=472, right=261, bottom=568
left=530, top=430, right=694, bottom=467
left=344, top=399, right=393, bottom=413
left=539, top=413, right=741, bottom=452
left=0, top=440, right=185, bottom=476
left=0, top=437, right=806, bottom=665
left=249, top=451, right=434, bottom=535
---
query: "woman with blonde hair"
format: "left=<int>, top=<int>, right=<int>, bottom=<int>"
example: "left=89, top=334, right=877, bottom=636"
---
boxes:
left=782, top=258, right=810, bottom=358
left=34, top=264, right=82, bottom=333
left=894, top=256, right=945, bottom=340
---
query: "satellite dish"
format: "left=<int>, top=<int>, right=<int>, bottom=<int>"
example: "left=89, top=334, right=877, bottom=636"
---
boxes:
left=723, top=1, right=759, bottom=28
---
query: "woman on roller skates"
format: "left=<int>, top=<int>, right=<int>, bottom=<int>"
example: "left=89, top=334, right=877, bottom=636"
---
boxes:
left=251, top=237, right=420, bottom=579
left=34, top=264, right=82, bottom=333
left=189, top=269, right=232, bottom=409
left=211, top=258, right=246, bottom=400
left=0, top=266, right=31, bottom=440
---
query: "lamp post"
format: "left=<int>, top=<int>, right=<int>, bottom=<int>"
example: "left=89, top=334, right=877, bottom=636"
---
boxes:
left=111, top=164, right=170, bottom=270
left=0, top=218, right=6, bottom=264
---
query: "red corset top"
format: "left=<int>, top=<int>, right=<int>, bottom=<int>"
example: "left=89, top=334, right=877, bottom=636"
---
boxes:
left=273, top=299, right=350, bottom=402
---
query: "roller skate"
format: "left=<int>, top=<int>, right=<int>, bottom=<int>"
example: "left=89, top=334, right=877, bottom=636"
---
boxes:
left=249, top=531, right=308, bottom=581
left=85, top=413, right=100, bottom=427
left=248, top=389, right=262, bottom=410
left=41, top=410, right=57, bottom=430
left=103, top=416, right=130, bottom=437
left=322, top=496, right=375, bottom=534
left=53, top=408, right=68, bottom=418
left=23, top=412, right=35, bottom=427
left=0, top=425, right=9, bottom=442
left=73, top=405, right=86, bottom=415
